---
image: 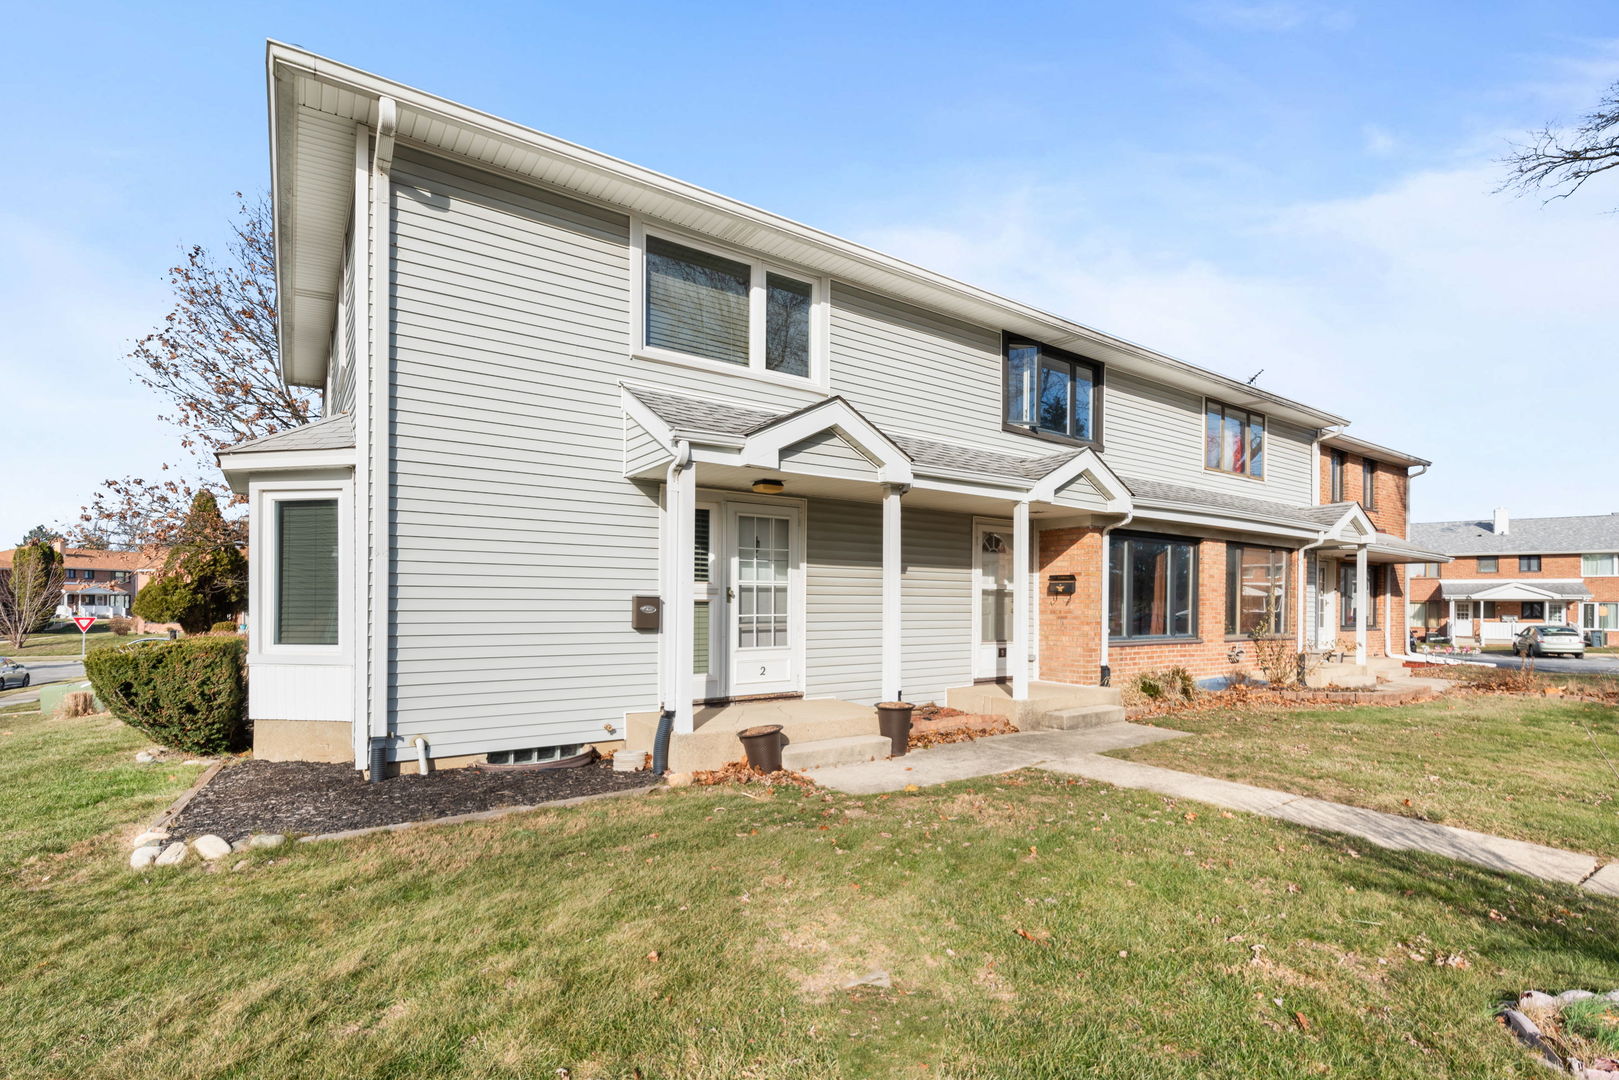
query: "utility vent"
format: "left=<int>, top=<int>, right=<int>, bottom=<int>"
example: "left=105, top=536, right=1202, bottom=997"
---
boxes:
left=486, top=744, right=583, bottom=766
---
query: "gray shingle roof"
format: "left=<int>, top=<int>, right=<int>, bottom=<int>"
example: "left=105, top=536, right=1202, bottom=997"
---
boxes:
left=623, top=387, right=778, bottom=436
left=1437, top=579, right=1593, bottom=600
left=1121, top=476, right=1343, bottom=528
left=1368, top=532, right=1450, bottom=560
left=1410, top=514, right=1619, bottom=556
left=221, top=413, right=356, bottom=454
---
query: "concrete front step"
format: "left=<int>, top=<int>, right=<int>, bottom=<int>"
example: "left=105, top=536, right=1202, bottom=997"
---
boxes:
left=1306, top=662, right=1378, bottom=689
left=1019, top=704, right=1127, bottom=732
left=783, top=734, right=893, bottom=771
left=947, top=681, right=1122, bottom=725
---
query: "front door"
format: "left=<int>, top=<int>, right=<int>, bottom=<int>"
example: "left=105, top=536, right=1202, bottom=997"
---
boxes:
left=726, top=506, right=802, bottom=696
left=974, top=521, right=1014, bottom=679
left=1454, top=601, right=1474, bottom=640
left=1315, top=562, right=1337, bottom=648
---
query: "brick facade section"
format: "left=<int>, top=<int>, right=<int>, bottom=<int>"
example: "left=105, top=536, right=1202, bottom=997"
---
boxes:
left=1318, top=447, right=1410, bottom=537
left=1406, top=552, right=1619, bottom=635
left=1036, top=527, right=1102, bottom=684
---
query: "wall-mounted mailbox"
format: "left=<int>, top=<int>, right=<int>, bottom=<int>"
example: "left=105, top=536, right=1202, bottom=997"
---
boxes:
left=1047, top=574, right=1077, bottom=596
left=631, top=595, right=663, bottom=630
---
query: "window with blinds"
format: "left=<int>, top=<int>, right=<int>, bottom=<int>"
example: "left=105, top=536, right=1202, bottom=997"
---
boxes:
left=275, top=499, right=339, bottom=646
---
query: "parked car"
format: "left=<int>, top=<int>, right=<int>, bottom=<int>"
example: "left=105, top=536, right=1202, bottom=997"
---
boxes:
left=0, top=658, right=29, bottom=689
left=1512, top=625, right=1586, bottom=659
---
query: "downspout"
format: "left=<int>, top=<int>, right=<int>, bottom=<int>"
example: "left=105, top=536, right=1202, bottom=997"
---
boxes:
left=365, top=96, right=400, bottom=781
left=1097, top=510, right=1134, bottom=686
left=653, top=440, right=693, bottom=775
left=1311, top=425, right=1346, bottom=504
left=1294, top=533, right=1330, bottom=683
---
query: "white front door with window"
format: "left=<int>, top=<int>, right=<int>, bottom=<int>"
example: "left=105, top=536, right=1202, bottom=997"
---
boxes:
left=726, top=506, right=803, bottom=696
left=1454, top=601, right=1474, bottom=639
left=974, top=521, right=1014, bottom=679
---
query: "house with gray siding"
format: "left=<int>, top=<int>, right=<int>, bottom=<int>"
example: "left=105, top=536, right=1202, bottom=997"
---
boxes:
left=221, top=44, right=1442, bottom=774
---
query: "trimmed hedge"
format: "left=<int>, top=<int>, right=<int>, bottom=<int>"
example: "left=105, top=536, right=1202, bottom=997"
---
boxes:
left=85, top=636, right=247, bottom=754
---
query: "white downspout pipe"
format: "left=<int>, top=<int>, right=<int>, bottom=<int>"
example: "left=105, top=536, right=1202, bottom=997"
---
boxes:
left=1296, top=534, right=1329, bottom=654
left=413, top=737, right=429, bottom=776
left=1098, top=511, right=1134, bottom=686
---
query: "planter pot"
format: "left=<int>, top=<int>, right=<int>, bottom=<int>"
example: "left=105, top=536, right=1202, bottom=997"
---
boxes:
left=738, top=724, right=784, bottom=773
left=876, top=702, right=915, bottom=757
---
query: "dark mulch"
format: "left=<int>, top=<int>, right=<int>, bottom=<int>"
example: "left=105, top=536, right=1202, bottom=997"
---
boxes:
left=168, top=758, right=657, bottom=842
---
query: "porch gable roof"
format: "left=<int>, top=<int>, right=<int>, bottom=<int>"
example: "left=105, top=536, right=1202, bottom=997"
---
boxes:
left=1438, top=579, right=1593, bottom=601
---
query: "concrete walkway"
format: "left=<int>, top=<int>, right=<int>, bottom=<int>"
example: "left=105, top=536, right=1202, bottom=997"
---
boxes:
left=810, top=722, right=1619, bottom=898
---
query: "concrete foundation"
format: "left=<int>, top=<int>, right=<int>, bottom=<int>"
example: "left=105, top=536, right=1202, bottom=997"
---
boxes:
left=252, top=719, right=354, bottom=763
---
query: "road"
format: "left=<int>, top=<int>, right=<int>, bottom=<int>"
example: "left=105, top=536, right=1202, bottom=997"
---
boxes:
left=0, top=658, right=86, bottom=706
left=1470, top=650, right=1619, bottom=676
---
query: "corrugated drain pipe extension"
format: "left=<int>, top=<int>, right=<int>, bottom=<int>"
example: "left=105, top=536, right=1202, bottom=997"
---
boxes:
left=652, top=710, right=675, bottom=776
left=368, top=737, right=389, bottom=784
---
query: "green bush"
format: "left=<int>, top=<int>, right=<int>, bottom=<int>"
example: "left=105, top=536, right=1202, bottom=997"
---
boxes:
left=209, top=620, right=239, bottom=634
left=1126, top=667, right=1197, bottom=706
left=84, top=636, right=247, bottom=754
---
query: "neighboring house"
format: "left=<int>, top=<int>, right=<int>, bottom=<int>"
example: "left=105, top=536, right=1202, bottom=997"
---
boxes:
left=1407, top=510, right=1619, bottom=645
left=221, top=45, right=1443, bottom=773
left=0, top=541, right=167, bottom=627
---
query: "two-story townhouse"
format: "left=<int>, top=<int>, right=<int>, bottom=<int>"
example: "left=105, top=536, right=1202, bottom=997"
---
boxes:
left=1407, top=510, right=1619, bottom=645
left=222, top=46, right=1443, bottom=775
left=0, top=541, right=166, bottom=626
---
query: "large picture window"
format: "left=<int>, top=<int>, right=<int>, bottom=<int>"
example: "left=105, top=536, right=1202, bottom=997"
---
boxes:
left=641, top=232, right=820, bottom=381
left=275, top=499, right=339, bottom=646
left=1004, top=337, right=1099, bottom=444
left=1226, top=545, right=1287, bottom=636
left=1109, top=533, right=1198, bottom=640
left=1204, top=400, right=1265, bottom=478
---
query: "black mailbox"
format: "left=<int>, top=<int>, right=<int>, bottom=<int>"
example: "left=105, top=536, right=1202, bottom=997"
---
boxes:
left=1047, top=574, right=1077, bottom=596
left=631, top=595, right=662, bottom=630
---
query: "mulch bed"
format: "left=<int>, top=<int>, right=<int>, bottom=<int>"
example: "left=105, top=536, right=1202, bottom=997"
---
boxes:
left=168, top=758, right=657, bottom=842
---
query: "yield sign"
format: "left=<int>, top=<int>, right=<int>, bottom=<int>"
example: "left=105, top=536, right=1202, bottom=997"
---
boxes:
left=73, top=616, right=96, bottom=633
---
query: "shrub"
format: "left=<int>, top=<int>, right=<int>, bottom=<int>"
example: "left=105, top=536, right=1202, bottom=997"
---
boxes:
left=108, top=616, right=133, bottom=636
left=131, top=492, right=247, bottom=634
left=209, top=620, right=239, bottom=634
left=1125, top=667, right=1197, bottom=706
left=85, top=636, right=246, bottom=754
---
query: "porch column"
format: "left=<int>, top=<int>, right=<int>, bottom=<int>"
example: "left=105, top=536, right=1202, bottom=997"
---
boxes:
left=1010, top=500, right=1031, bottom=700
left=1447, top=596, right=1456, bottom=638
left=664, top=453, right=697, bottom=735
left=1354, top=546, right=1368, bottom=666
left=881, top=483, right=904, bottom=703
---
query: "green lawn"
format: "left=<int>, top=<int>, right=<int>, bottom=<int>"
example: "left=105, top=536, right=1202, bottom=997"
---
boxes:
left=2, top=705, right=1617, bottom=1077
left=1113, top=694, right=1619, bottom=858
left=0, top=623, right=135, bottom=658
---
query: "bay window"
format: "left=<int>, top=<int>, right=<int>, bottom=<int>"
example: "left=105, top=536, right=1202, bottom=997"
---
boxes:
left=1109, top=533, right=1198, bottom=640
left=1205, top=400, right=1265, bottom=478
left=1226, top=545, right=1287, bottom=636
left=1004, top=337, right=1100, bottom=444
left=639, top=230, right=821, bottom=382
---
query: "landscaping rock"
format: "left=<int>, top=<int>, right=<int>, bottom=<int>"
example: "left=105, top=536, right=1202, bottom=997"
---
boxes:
left=129, top=845, right=162, bottom=870
left=248, top=834, right=286, bottom=850
left=134, top=751, right=156, bottom=763
left=841, top=970, right=892, bottom=990
left=153, top=842, right=189, bottom=867
left=1604, top=990, right=1619, bottom=1003
left=1519, top=991, right=1560, bottom=1010
left=1500, top=1009, right=1562, bottom=1069
left=1559, top=989, right=1598, bottom=1004
left=192, top=835, right=232, bottom=861
left=1582, top=1069, right=1619, bottom=1080
left=131, top=829, right=169, bottom=848
left=665, top=772, right=693, bottom=788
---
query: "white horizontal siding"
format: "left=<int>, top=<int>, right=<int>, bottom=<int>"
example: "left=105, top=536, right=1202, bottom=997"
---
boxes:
left=624, top=415, right=670, bottom=477
left=782, top=431, right=878, bottom=482
left=902, top=507, right=974, bottom=704
left=250, top=663, right=354, bottom=724
left=805, top=498, right=883, bottom=703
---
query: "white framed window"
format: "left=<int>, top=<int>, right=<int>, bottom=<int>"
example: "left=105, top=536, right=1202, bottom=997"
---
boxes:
left=1582, top=553, right=1619, bottom=577
left=1584, top=602, right=1619, bottom=630
left=631, top=222, right=829, bottom=389
left=252, top=482, right=351, bottom=661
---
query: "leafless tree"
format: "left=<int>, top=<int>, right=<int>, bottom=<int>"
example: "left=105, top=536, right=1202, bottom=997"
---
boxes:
left=68, top=196, right=313, bottom=549
left=0, top=543, right=66, bottom=650
left=1500, top=80, right=1619, bottom=207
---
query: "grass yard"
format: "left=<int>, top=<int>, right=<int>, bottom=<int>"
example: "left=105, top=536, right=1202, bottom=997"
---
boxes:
left=1113, top=694, right=1619, bottom=858
left=3, top=709, right=1618, bottom=1077
left=0, top=624, right=129, bottom=658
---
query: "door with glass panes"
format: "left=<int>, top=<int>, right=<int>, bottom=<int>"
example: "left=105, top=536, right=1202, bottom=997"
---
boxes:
left=726, top=506, right=802, bottom=695
left=974, top=521, right=1014, bottom=679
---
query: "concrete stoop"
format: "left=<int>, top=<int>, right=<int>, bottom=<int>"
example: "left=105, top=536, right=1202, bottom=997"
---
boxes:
left=1017, top=703, right=1128, bottom=731
left=781, top=734, right=892, bottom=771
left=947, top=681, right=1123, bottom=728
left=1306, top=662, right=1378, bottom=689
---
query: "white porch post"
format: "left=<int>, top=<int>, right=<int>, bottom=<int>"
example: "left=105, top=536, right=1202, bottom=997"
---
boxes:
left=1447, top=596, right=1457, bottom=638
left=1010, top=500, right=1031, bottom=700
left=664, top=453, right=697, bottom=734
left=881, top=484, right=904, bottom=702
left=1354, top=545, right=1368, bottom=666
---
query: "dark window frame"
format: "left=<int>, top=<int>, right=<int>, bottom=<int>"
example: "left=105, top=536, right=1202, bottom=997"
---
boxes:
left=1329, top=449, right=1345, bottom=502
left=1522, top=601, right=1546, bottom=620
left=1478, top=557, right=1499, bottom=574
left=1109, top=531, right=1200, bottom=642
left=1362, top=459, right=1377, bottom=509
left=1000, top=333, right=1104, bottom=449
left=1518, top=555, right=1541, bottom=573
left=1225, top=544, right=1288, bottom=637
left=1204, top=399, right=1267, bottom=479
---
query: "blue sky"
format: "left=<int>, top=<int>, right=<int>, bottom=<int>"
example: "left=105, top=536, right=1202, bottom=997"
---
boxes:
left=2, top=1, right=1615, bottom=545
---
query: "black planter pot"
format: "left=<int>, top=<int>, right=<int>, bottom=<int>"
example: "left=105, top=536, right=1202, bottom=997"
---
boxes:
left=738, top=724, right=784, bottom=773
left=876, top=702, right=915, bottom=756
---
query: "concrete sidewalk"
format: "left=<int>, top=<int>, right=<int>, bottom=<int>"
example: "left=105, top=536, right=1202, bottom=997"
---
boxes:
left=810, top=723, right=1619, bottom=898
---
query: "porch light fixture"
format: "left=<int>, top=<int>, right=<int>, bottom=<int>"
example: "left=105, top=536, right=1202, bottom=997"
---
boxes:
left=751, top=478, right=785, bottom=495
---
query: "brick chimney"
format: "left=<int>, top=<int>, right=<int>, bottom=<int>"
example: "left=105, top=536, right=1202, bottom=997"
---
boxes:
left=1493, top=508, right=1510, bottom=536
left=52, top=537, right=67, bottom=554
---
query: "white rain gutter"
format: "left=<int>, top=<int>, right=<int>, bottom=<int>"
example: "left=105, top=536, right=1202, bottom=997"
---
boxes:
left=1296, top=533, right=1330, bottom=652
left=1098, top=510, right=1135, bottom=684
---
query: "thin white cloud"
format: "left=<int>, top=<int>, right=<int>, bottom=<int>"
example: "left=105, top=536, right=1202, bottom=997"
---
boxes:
left=1186, top=1, right=1354, bottom=33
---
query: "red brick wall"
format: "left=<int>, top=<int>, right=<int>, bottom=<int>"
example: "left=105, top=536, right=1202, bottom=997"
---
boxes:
left=1319, top=448, right=1410, bottom=537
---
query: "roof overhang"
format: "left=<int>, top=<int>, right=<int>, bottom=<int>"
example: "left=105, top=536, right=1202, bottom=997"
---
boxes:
left=1438, top=580, right=1592, bottom=602
left=217, top=448, right=356, bottom=494
left=267, top=42, right=1350, bottom=427
left=1320, top=432, right=1433, bottom=469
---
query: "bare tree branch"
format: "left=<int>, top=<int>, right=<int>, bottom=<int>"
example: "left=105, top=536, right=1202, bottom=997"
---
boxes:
left=1499, top=81, right=1619, bottom=208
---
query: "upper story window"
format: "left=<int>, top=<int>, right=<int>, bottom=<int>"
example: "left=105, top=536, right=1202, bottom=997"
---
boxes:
left=1583, top=553, right=1619, bottom=577
left=1478, top=557, right=1499, bottom=573
left=112, top=570, right=131, bottom=583
left=1329, top=449, right=1345, bottom=501
left=1362, top=460, right=1377, bottom=508
left=65, top=568, right=77, bottom=580
left=1410, top=562, right=1441, bottom=578
left=1003, top=337, right=1100, bottom=445
left=1204, top=400, right=1265, bottom=478
left=1518, top=555, right=1541, bottom=572
left=637, top=230, right=823, bottom=385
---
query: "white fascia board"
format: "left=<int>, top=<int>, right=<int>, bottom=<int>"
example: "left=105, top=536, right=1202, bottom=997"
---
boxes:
left=1130, top=501, right=1324, bottom=542
left=1026, top=448, right=1132, bottom=507
left=219, top=451, right=356, bottom=493
left=266, top=42, right=1349, bottom=430
left=1324, top=504, right=1375, bottom=540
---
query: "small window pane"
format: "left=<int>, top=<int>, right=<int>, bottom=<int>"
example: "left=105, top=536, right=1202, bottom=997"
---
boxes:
left=1247, top=416, right=1265, bottom=477
left=276, top=499, right=339, bottom=646
left=1005, top=346, right=1038, bottom=426
left=1071, top=365, right=1094, bottom=440
left=693, top=509, right=711, bottom=583
left=1224, top=412, right=1245, bottom=474
left=1205, top=406, right=1222, bottom=469
left=765, top=273, right=812, bottom=376
left=645, top=237, right=750, bottom=365
left=1037, top=360, right=1070, bottom=432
